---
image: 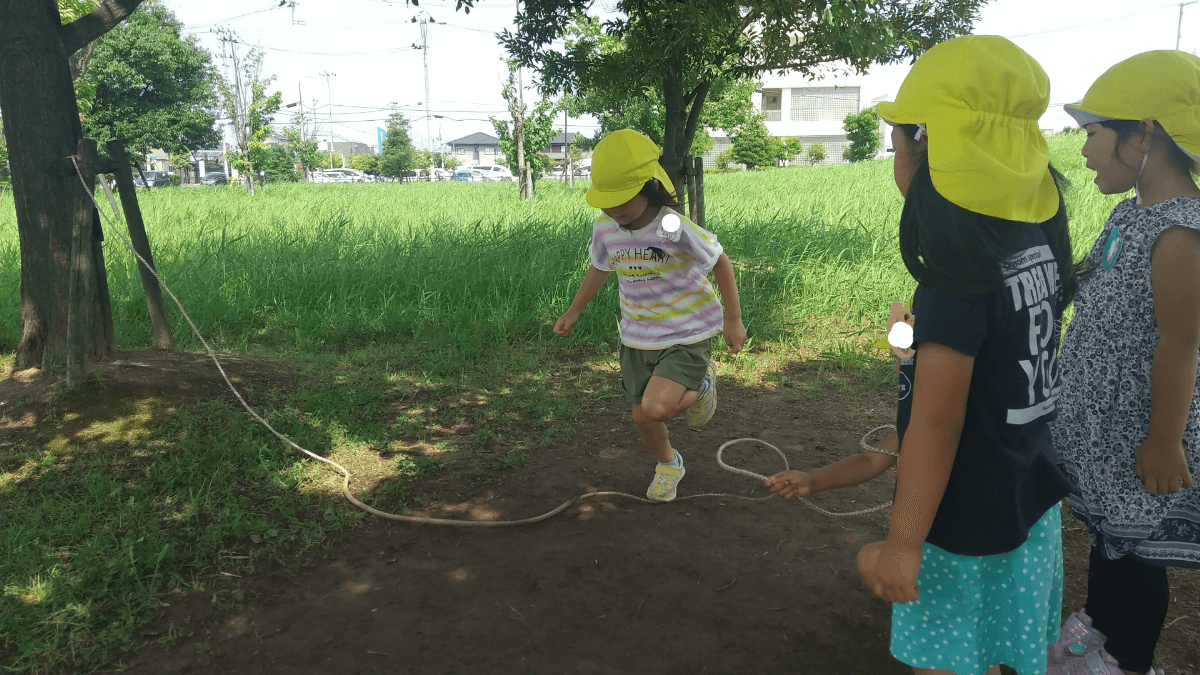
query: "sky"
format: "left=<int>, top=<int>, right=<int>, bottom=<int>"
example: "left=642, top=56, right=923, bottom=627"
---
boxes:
left=158, top=0, right=1200, bottom=152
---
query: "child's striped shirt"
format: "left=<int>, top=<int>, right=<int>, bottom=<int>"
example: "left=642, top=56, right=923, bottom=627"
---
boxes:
left=588, top=207, right=725, bottom=349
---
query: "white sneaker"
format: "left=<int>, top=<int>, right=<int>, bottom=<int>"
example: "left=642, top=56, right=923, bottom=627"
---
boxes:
left=646, top=452, right=685, bottom=502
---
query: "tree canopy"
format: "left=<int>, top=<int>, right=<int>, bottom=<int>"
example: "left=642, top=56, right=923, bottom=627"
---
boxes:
left=217, top=44, right=282, bottom=194
left=559, top=14, right=757, bottom=158
left=492, top=61, right=559, bottom=196
left=378, top=111, right=417, bottom=179
left=501, top=0, right=985, bottom=188
left=731, top=115, right=775, bottom=170
left=843, top=106, right=882, bottom=163
left=79, top=2, right=221, bottom=157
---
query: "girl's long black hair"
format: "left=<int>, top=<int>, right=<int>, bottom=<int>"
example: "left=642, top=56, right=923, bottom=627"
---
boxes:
left=895, top=125, right=1084, bottom=307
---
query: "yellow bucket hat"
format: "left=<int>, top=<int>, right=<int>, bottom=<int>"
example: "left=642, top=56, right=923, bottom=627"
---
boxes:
left=585, top=129, right=676, bottom=209
left=876, top=35, right=1058, bottom=223
left=1063, top=50, right=1200, bottom=164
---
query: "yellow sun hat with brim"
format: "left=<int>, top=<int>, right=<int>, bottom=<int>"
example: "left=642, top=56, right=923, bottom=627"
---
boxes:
left=875, top=35, right=1058, bottom=223
left=1063, top=50, right=1200, bottom=164
left=585, top=129, right=676, bottom=209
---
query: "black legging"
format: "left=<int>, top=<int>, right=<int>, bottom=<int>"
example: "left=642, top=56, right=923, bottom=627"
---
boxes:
left=1084, top=545, right=1170, bottom=673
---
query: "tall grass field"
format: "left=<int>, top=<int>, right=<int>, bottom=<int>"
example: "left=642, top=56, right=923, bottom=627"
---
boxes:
left=0, top=133, right=1124, bottom=359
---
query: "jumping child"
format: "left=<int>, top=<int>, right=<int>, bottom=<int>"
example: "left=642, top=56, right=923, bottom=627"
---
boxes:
left=769, top=36, right=1082, bottom=675
left=1049, top=50, right=1200, bottom=675
left=554, top=129, right=747, bottom=502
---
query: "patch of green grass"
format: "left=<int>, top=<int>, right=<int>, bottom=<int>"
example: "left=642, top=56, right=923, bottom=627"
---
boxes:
left=496, top=449, right=530, bottom=470
left=0, top=343, right=615, bottom=673
left=396, top=455, right=443, bottom=477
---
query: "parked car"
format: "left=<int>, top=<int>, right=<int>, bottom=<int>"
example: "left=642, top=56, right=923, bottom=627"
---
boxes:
left=472, top=165, right=514, bottom=182
left=200, top=171, right=227, bottom=186
left=453, top=168, right=483, bottom=182
left=416, top=167, right=453, bottom=182
left=133, top=170, right=171, bottom=188
left=312, top=168, right=368, bottom=183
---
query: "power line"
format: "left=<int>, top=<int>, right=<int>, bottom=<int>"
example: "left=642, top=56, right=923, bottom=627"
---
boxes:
left=180, top=4, right=287, bottom=32
left=437, top=21, right=499, bottom=34
left=218, top=36, right=422, bottom=57
left=1007, top=3, right=1178, bottom=38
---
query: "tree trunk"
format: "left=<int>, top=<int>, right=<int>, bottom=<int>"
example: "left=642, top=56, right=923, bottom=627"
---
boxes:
left=660, top=57, right=713, bottom=209
left=0, top=1, right=115, bottom=369
left=515, top=111, right=532, bottom=200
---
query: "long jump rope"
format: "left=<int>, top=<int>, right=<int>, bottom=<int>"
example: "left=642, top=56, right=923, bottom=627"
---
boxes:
left=71, top=158, right=900, bottom=527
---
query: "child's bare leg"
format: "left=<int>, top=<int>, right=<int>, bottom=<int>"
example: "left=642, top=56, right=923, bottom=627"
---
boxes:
left=907, top=662, right=1003, bottom=667
left=632, top=376, right=699, bottom=463
left=632, top=405, right=673, bottom=462
left=640, top=375, right=699, bottom=421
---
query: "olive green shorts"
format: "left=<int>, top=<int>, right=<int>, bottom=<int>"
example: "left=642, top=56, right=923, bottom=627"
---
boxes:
left=619, top=338, right=712, bottom=404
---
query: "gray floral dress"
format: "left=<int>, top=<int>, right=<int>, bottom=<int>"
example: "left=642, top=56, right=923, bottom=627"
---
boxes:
left=1053, top=196, right=1200, bottom=569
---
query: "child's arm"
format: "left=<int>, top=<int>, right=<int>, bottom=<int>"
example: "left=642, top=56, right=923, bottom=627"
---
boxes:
left=887, top=342, right=971, bottom=548
left=554, top=265, right=611, bottom=337
left=765, top=432, right=898, bottom=498
left=711, top=253, right=747, bottom=354
left=1140, top=227, right=1200, bottom=494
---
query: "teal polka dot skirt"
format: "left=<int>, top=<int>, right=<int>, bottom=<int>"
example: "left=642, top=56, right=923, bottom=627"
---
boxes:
left=891, top=502, right=1063, bottom=675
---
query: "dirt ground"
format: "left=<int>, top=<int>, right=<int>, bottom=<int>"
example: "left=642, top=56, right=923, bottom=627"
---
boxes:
left=6, top=352, right=1200, bottom=675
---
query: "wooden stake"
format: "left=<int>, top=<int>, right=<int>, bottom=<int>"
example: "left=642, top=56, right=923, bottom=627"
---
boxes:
left=686, top=156, right=697, bottom=222
left=107, top=140, right=175, bottom=350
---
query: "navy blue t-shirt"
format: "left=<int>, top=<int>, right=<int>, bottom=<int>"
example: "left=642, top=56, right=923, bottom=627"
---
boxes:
left=895, top=224, right=1073, bottom=557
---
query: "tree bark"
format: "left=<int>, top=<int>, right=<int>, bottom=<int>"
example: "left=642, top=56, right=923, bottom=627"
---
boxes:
left=0, top=1, right=124, bottom=369
left=660, top=55, right=688, bottom=206
left=659, top=55, right=713, bottom=208
left=67, top=139, right=99, bottom=387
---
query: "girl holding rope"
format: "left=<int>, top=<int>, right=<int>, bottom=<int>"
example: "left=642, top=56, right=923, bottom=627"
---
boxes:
left=770, top=36, right=1083, bottom=675
left=763, top=301, right=913, bottom=501
left=1047, top=50, right=1200, bottom=675
left=554, top=129, right=747, bottom=502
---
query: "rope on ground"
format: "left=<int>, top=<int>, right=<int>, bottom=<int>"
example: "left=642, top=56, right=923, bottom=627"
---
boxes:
left=70, top=158, right=898, bottom=525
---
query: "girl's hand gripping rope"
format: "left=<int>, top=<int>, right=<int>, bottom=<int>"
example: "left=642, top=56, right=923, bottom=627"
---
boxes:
left=857, top=540, right=922, bottom=604
left=1135, top=436, right=1196, bottom=495
left=763, top=470, right=813, bottom=500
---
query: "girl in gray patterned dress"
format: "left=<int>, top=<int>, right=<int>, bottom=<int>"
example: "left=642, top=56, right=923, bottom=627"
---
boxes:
left=1052, top=51, right=1200, bottom=675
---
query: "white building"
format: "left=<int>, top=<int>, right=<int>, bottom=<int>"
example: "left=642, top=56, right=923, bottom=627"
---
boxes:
left=705, top=73, right=888, bottom=168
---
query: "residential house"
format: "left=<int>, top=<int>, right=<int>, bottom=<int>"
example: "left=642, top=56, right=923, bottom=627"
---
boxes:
left=330, top=140, right=372, bottom=168
left=704, top=74, right=877, bottom=168
left=144, top=148, right=170, bottom=172
left=543, top=132, right=590, bottom=165
left=448, top=132, right=504, bottom=166
left=264, top=131, right=291, bottom=147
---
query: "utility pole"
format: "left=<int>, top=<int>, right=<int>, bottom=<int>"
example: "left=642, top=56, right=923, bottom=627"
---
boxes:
left=297, top=83, right=304, bottom=144
left=514, top=0, right=532, bottom=198
left=414, top=12, right=437, bottom=166
left=297, top=82, right=307, bottom=180
left=319, top=71, right=336, bottom=168
left=1180, top=1, right=1197, bottom=50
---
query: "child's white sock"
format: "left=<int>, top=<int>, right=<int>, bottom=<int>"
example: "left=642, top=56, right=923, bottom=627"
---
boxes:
left=659, top=449, right=682, bottom=467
